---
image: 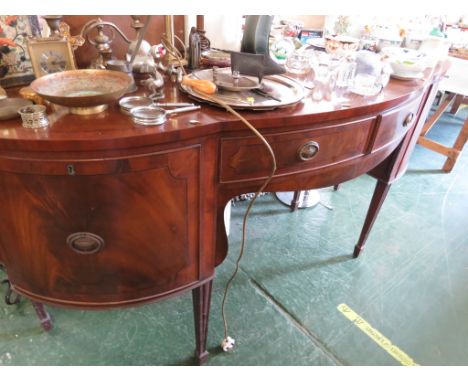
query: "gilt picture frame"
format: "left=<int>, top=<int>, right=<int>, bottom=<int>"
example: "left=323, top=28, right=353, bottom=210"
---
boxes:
left=0, top=15, right=42, bottom=88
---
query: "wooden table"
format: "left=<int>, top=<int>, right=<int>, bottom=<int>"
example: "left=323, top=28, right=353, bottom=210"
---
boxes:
left=0, top=63, right=446, bottom=364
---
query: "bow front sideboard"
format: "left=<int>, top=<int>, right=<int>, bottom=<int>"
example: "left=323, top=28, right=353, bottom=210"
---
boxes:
left=0, top=63, right=446, bottom=364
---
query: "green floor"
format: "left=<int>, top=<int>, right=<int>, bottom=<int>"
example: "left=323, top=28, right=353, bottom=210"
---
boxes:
left=1, top=108, right=467, bottom=366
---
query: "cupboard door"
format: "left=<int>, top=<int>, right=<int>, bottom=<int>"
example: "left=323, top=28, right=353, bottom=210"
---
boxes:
left=0, top=146, right=201, bottom=307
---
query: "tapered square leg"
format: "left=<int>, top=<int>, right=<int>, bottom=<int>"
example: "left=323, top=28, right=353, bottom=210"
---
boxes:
left=2, top=271, right=52, bottom=331
left=31, top=301, right=53, bottom=331
left=353, top=180, right=391, bottom=258
left=192, top=280, right=213, bottom=365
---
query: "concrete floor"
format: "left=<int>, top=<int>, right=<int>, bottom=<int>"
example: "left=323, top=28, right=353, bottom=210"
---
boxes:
left=0, top=107, right=467, bottom=366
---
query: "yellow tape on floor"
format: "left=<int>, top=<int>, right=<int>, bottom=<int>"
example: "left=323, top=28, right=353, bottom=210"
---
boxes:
left=337, top=303, right=419, bottom=366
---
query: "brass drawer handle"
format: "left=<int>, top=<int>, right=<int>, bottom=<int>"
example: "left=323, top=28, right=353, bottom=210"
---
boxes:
left=403, top=112, right=414, bottom=127
left=66, top=232, right=105, bottom=255
left=298, top=141, right=320, bottom=161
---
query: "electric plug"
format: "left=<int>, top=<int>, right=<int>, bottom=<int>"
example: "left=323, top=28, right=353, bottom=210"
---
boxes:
left=221, top=336, right=236, bottom=352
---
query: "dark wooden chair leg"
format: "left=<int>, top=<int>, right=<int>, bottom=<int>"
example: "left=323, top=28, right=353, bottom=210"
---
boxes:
left=192, top=280, right=213, bottom=365
left=2, top=279, right=21, bottom=305
left=31, top=301, right=53, bottom=331
left=290, top=190, right=301, bottom=211
left=353, top=180, right=391, bottom=258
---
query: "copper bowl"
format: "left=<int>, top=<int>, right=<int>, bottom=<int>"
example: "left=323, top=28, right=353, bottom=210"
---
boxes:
left=30, top=69, right=133, bottom=115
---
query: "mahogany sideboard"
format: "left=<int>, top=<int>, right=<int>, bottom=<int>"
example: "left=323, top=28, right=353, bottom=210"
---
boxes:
left=0, top=64, right=446, bottom=364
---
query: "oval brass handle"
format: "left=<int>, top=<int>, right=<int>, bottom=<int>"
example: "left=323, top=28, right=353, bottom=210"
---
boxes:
left=66, top=232, right=105, bottom=255
left=298, top=141, right=320, bottom=161
left=403, top=112, right=414, bottom=127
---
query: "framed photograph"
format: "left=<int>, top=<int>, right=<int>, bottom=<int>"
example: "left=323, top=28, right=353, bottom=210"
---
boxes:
left=0, top=15, right=42, bottom=87
left=27, top=37, right=76, bottom=78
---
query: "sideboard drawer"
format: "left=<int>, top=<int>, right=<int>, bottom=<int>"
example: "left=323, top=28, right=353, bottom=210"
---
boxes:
left=220, top=117, right=375, bottom=183
left=371, top=96, right=422, bottom=152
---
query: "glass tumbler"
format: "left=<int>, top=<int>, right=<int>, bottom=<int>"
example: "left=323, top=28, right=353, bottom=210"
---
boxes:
left=333, top=59, right=356, bottom=97
left=311, top=62, right=333, bottom=101
left=285, top=51, right=313, bottom=87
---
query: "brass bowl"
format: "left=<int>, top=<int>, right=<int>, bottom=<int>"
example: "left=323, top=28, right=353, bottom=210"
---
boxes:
left=30, top=69, right=133, bottom=115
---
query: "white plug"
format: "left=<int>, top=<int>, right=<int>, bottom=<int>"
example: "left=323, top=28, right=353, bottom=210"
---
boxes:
left=221, top=336, right=236, bottom=352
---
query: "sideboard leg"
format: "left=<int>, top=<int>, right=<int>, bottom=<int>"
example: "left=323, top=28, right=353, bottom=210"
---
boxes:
left=353, top=180, right=391, bottom=258
left=192, top=280, right=213, bottom=365
left=31, top=301, right=53, bottom=332
left=1, top=276, right=53, bottom=332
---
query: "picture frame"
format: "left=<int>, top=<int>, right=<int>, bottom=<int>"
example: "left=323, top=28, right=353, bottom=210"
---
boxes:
left=27, top=37, right=76, bottom=78
left=0, top=15, right=42, bottom=88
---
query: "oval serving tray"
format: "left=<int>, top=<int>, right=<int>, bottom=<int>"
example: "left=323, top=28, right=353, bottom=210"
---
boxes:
left=180, top=68, right=304, bottom=110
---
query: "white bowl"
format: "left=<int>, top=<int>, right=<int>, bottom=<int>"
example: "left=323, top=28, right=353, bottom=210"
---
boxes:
left=377, top=37, right=402, bottom=52
left=382, top=47, right=427, bottom=76
left=381, top=47, right=424, bottom=60
left=390, top=60, right=425, bottom=77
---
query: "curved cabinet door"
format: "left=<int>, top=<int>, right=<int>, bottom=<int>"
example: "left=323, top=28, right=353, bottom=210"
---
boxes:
left=0, top=146, right=201, bottom=307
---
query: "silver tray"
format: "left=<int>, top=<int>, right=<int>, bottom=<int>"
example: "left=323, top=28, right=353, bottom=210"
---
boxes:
left=180, top=69, right=304, bottom=110
left=213, top=67, right=261, bottom=91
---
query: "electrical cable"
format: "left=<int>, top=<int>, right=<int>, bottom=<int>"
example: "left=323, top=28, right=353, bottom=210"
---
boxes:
left=161, top=35, right=188, bottom=71
left=161, top=36, right=277, bottom=350
left=204, top=96, right=276, bottom=348
left=196, top=95, right=277, bottom=351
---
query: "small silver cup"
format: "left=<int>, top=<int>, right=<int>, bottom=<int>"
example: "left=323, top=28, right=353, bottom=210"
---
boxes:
left=18, top=105, right=49, bottom=129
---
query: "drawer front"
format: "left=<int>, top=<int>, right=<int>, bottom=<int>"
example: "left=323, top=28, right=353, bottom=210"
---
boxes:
left=0, top=146, right=201, bottom=306
left=371, top=96, right=422, bottom=152
left=220, top=118, right=375, bottom=183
